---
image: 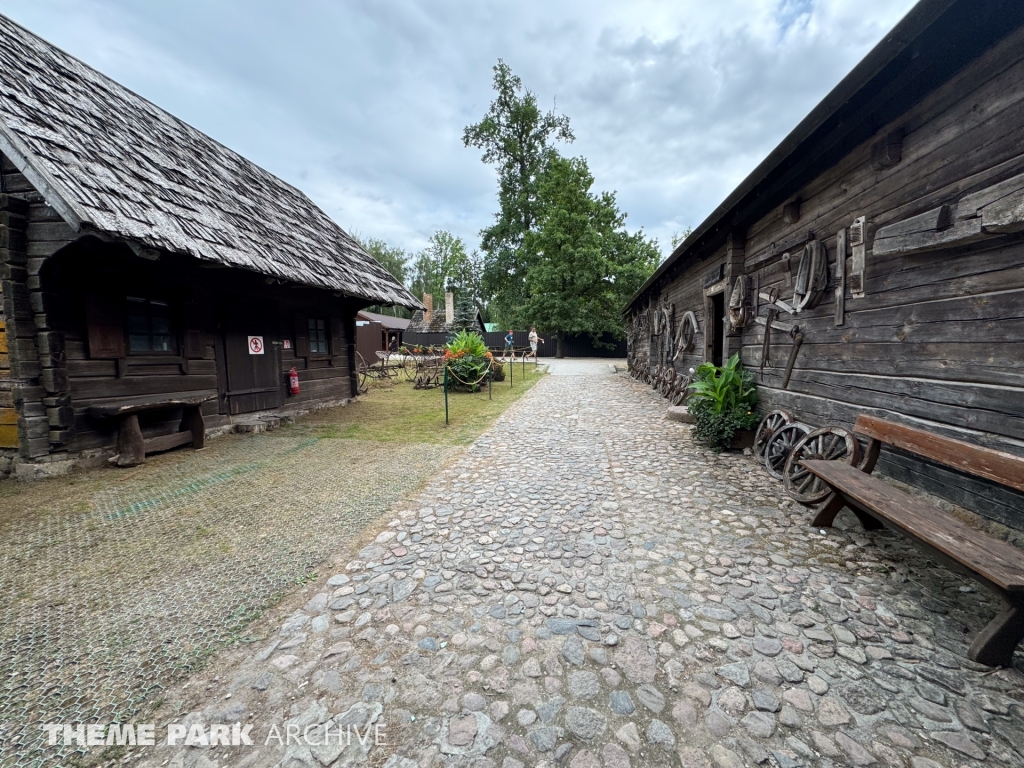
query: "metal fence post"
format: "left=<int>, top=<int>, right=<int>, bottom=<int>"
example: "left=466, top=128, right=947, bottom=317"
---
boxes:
left=444, top=366, right=449, bottom=425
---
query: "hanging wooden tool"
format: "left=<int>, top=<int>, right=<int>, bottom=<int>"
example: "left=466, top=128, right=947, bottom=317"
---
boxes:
left=759, top=288, right=795, bottom=315
left=727, top=276, right=749, bottom=329
left=759, top=308, right=778, bottom=379
left=782, top=326, right=804, bottom=389
left=793, top=240, right=829, bottom=312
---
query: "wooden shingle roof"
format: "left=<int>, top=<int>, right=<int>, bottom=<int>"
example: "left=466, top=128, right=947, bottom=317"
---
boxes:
left=0, top=15, right=422, bottom=309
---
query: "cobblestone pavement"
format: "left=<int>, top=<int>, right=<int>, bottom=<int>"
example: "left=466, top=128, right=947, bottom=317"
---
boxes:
left=132, top=369, right=1024, bottom=768
left=0, top=428, right=460, bottom=768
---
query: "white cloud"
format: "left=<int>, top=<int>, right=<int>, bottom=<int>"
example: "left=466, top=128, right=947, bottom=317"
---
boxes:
left=0, top=0, right=918, bottom=255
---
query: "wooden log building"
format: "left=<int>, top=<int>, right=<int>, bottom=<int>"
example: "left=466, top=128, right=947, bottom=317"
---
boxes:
left=0, top=15, right=421, bottom=477
left=627, top=0, right=1024, bottom=529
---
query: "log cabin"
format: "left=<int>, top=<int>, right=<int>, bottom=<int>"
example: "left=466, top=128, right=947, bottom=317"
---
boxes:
left=626, top=0, right=1024, bottom=529
left=0, top=15, right=421, bottom=477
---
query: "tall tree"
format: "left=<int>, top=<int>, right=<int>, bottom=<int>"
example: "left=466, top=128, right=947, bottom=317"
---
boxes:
left=463, top=60, right=574, bottom=325
left=409, top=231, right=479, bottom=307
left=522, top=155, right=659, bottom=357
left=355, top=236, right=411, bottom=317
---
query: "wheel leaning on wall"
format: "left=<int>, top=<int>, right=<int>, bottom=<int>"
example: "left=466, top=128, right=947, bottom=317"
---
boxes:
left=782, top=426, right=862, bottom=504
left=764, top=421, right=812, bottom=480
left=753, top=409, right=793, bottom=464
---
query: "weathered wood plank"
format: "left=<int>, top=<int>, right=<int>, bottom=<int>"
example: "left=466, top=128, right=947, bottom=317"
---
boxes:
left=802, top=459, right=1024, bottom=591
left=854, top=415, right=1024, bottom=493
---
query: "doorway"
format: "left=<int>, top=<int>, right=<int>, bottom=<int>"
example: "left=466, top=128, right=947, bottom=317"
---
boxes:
left=221, top=303, right=284, bottom=415
left=709, top=292, right=725, bottom=367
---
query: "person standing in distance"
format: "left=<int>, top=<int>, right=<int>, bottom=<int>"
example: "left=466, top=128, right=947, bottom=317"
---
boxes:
left=528, top=327, right=544, bottom=362
left=503, top=329, right=515, bottom=361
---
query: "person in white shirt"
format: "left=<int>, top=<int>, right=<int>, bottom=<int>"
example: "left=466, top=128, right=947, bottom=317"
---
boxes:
left=528, top=327, right=544, bottom=362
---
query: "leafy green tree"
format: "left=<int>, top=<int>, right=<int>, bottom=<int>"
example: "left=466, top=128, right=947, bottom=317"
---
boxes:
left=354, top=236, right=411, bottom=317
left=463, top=60, right=574, bottom=326
left=522, top=155, right=660, bottom=357
left=408, top=231, right=485, bottom=318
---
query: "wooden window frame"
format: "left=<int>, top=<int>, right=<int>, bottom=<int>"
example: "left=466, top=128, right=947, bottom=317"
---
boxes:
left=307, top=316, right=330, bottom=357
left=125, top=296, right=178, bottom=356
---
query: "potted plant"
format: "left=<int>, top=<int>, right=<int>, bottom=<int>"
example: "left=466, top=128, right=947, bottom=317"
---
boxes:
left=443, top=330, right=493, bottom=392
left=686, top=354, right=760, bottom=451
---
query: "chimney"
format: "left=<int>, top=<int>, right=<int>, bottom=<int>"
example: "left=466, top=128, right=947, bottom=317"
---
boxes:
left=423, top=293, right=433, bottom=324
left=445, top=292, right=454, bottom=324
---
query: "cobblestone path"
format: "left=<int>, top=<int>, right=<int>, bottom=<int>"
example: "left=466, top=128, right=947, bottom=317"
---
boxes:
left=135, top=367, right=1024, bottom=768
left=0, top=430, right=460, bottom=768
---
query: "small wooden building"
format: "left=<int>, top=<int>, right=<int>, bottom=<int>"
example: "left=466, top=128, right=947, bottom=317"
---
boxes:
left=405, top=292, right=486, bottom=347
left=627, top=0, right=1024, bottom=528
left=0, top=16, right=420, bottom=477
left=356, top=310, right=411, bottom=354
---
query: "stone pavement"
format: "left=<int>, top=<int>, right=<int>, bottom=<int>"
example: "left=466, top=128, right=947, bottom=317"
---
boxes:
left=132, top=369, right=1024, bottom=768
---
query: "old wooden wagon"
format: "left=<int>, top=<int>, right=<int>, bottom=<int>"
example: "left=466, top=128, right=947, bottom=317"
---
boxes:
left=0, top=15, right=421, bottom=475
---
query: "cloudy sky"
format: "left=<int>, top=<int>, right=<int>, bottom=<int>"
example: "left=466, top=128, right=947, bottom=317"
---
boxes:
left=0, top=0, right=917, bottom=258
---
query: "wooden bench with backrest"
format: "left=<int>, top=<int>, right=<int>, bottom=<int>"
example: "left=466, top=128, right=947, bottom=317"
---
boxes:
left=801, top=414, right=1024, bottom=667
left=88, top=392, right=216, bottom=468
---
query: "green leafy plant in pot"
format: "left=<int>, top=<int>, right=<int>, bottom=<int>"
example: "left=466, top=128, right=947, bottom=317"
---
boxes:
left=686, top=353, right=760, bottom=451
left=443, top=330, right=493, bottom=392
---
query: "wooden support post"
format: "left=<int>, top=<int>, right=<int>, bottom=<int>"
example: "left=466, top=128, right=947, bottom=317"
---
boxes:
left=969, top=597, right=1024, bottom=668
left=116, top=413, right=145, bottom=467
left=183, top=406, right=206, bottom=449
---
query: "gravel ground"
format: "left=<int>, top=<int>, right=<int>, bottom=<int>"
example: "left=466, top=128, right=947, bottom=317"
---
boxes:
left=119, top=365, right=1024, bottom=768
left=0, top=425, right=460, bottom=768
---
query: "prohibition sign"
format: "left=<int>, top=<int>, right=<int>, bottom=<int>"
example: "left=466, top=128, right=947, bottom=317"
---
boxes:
left=248, top=335, right=265, bottom=355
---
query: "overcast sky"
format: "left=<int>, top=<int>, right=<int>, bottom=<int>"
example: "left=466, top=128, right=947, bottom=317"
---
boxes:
left=0, top=0, right=917, bottom=259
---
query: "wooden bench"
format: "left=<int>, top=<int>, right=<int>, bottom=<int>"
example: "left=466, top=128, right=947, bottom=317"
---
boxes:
left=88, top=392, right=216, bottom=468
left=802, top=415, right=1024, bottom=667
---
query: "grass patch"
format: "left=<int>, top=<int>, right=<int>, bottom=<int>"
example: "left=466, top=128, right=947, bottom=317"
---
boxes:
left=285, top=363, right=546, bottom=445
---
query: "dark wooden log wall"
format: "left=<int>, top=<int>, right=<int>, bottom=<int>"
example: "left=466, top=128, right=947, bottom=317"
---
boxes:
left=647, top=25, right=1024, bottom=528
left=1, top=151, right=358, bottom=461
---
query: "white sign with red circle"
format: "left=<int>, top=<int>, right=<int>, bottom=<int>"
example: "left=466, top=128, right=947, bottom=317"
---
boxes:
left=247, top=336, right=264, bottom=355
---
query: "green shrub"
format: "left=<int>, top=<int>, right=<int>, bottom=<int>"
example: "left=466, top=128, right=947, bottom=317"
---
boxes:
left=686, top=354, right=760, bottom=451
left=444, top=331, right=492, bottom=392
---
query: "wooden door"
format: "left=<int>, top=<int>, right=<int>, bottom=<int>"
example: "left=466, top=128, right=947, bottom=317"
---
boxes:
left=222, top=303, right=284, bottom=415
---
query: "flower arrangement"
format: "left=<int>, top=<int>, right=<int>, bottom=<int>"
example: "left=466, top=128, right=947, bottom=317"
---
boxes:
left=444, top=331, right=492, bottom=392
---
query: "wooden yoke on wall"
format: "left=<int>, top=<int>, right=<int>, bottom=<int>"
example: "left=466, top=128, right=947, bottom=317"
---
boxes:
left=724, top=229, right=747, bottom=356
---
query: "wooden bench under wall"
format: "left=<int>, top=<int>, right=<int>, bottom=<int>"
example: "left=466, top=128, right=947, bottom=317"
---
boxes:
left=87, top=392, right=216, bottom=468
left=801, top=415, right=1024, bottom=667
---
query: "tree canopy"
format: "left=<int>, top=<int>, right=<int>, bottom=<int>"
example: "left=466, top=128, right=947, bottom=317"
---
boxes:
left=463, top=60, right=574, bottom=325
left=522, top=155, right=659, bottom=352
left=465, top=61, right=658, bottom=339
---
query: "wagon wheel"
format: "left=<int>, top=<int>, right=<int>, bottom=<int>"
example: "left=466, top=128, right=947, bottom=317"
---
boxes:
left=764, top=422, right=811, bottom=480
left=783, top=426, right=862, bottom=504
left=753, top=409, right=793, bottom=464
left=355, top=351, right=370, bottom=393
left=402, top=356, right=417, bottom=382
left=671, top=373, right=692, bottom=406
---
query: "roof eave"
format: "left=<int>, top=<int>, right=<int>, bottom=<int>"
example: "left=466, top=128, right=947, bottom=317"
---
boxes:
left=626, top=0, right=958, bottom=312
left=0, top=119, right=85, bottom=230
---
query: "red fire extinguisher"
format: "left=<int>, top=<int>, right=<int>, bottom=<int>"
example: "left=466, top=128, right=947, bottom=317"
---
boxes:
left=288, top=367, right=300, bottom=395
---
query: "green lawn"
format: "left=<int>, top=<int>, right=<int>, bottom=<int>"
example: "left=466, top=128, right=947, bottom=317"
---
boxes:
left=282, top=362, right=546, bottom=445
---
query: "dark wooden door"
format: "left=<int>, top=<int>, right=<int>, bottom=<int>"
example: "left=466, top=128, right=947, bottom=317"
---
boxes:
left=222, top=303, right=284, bottom=415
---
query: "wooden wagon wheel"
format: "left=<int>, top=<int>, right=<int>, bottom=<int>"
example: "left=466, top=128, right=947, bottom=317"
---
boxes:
left=753, top=409, right=793, bottom=464
left=670, top=373, right=692, bottom=405
left=764, top=422, right=811, bottom=480
left=355, top=351, right=370, bottom=393
left=673, top=311, right=698, bottom=361
left=783, top=426, right=862, bottom=504
left=660, top=368, right=675, bottom=397
left=402, top=356, right=417, bottom=382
